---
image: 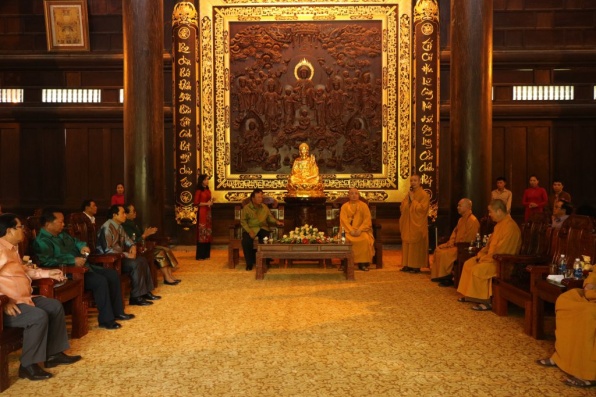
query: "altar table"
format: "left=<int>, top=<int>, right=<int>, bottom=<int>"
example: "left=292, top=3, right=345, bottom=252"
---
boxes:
left=255, top=243, right=354, bottom=281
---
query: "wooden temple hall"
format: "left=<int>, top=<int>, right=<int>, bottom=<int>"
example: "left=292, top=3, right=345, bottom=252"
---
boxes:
left=0, top=0, right=595, bottom=244
left=2, top=0, right=596, bottom=395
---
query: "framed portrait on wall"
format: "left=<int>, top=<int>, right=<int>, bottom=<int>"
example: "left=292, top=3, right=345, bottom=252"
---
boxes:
left=43, top=0, right=90, bottom=52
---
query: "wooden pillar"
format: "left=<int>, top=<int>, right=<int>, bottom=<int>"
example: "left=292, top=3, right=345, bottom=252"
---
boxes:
left=122, top=0, right=165, bottom=230
left=450, top=0, right=493, bottom=216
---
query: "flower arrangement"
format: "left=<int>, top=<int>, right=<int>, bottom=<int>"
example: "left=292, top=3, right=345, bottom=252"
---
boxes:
left=279, top=224, right=334, bottom=244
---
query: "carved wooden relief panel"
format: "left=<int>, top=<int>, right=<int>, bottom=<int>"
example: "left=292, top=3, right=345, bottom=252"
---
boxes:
left=195, top=0, right=413, bottom=203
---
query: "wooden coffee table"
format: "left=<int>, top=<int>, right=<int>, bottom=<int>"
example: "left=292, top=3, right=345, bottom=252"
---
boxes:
left=255, top=243, right=354, bottom=280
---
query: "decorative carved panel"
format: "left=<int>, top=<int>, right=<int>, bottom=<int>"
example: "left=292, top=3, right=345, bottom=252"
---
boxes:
left=197, top=0, right=413, bottom=203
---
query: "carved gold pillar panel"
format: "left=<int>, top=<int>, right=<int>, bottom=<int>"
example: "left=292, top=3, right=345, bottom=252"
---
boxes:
left=197, top=0, right=413, bottom=204
left=413, top=0, right=439, bottom=220
left=172, top=2, right=199, bottom=225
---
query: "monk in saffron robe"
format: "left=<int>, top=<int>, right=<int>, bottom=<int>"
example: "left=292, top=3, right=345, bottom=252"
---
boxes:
left=536, top=272, right=596, bottom=388
left=457, top=199, right=521, bottom=311
left=399, top=174, right=430, bottom=273
left=431, top=198, right=479, bottom=287
left=340, top=188, right=375, bottom=271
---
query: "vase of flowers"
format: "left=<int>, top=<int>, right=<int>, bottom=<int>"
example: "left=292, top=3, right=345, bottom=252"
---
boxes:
left=279, top=224, right=334, bottom=244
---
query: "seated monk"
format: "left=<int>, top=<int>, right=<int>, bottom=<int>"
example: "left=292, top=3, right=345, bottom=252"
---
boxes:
left=340, top=188, right=375, bottom=271
left=431, top=198, right=479, bottom=287
left=536, top=272, right=596, bottom=388
left=286, top=142, right=324, bottom=197
left=456, top=199, right=521, bottom=311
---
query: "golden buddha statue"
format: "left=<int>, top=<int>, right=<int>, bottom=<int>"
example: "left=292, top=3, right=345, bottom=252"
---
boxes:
left=286, top=143, right=325, bottom=197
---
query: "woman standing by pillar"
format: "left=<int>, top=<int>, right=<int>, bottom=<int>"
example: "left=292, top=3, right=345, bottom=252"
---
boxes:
left=194, top=174, right=213, bottom=260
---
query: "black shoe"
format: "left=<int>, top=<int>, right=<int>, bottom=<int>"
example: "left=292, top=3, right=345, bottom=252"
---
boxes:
left=144, top=292, right=161, bottom=300
left=438, top=279, right=454, bottom=287
left=358, top=264, right=370, bottom=271
left=129, top=296, right=153, bottom=306
left=19, top=364, right=52, bottom=380
left=99, top=321, right=122, bottom=330
left=400, top=266, right=412, bottom=272
left=44, top=352, right=82, bottom=368
left=406, top=267, right=421, bottom=273
left=115, top=313, right=135, bottom=321
left=174, top=279, right=182, bottom=282
left=246, top=264, right=253, bottom=271
left=431, top=277, right=448, bottom=282
left=164, top=279, right=179, bottom=286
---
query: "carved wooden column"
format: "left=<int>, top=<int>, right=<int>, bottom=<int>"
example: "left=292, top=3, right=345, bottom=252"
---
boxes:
left=122, top=0, right=165, bottom=230
left=450, top=0, right=493, bottom=215
left=413, top=0, right=440, bottom=224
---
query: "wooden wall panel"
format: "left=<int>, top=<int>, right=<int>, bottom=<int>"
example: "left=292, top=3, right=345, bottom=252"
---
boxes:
left=64, top=126, right=89, bottom=208
left=552, top=122, right=596, bottom=211
left=0, top=125, right=20, bottom=206
left=19, top=126, right=65, bottom=206
left=527, top=126, right=551, bottom=182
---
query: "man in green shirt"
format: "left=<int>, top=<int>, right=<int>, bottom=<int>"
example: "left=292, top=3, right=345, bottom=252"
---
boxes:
left=241, top=189, right=284, bottom=271
left=33, top=208, right=135, bottom=330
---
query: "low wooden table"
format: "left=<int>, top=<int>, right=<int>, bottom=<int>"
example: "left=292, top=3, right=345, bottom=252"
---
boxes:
left=256, top=243, right=354, bottom=281
left=532, top=278, right=583, bottom=339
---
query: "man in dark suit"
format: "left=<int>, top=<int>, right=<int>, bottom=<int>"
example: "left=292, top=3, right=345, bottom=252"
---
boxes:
left=96, top=205, right=160, bottom=306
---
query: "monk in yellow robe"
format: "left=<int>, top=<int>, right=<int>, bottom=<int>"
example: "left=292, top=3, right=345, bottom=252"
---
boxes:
left=399, top=174, right=430, bottom=273
left=431, top=198, right=479, bottom=287
left=340, top=188, right=375, bottom=271
left=457, top=199, right=521, bottom=311
left=536, top=272, right=596, bottom=388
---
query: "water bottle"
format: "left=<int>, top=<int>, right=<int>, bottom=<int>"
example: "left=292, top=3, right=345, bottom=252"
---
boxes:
left=482, top=235, right=488, bottom=247
left=558, top=254, right=567, bottom=276
left=573, top=258, right=583, bottom=279
left=341, top=227, right=346, bottom=244
left=132, top=232, right=136, bottom=242
left=475, top=233, right=482, bottom=249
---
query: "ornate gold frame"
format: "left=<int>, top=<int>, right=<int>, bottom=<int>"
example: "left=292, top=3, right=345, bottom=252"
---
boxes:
left=43, top=0, right=90, bottom=52
left=198, top=0, right=412, bottom=203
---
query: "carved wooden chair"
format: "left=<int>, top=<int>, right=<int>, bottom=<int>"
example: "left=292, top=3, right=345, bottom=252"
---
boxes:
left=228, top=196, right=283, bottom=269
left=0, top=295, right=23, bottom=392
left=492, top=214, right=593, bottom=335
left=20, top=221, right=89, bottom=339
left=452, top=214, right=495, bottom=287
left=67, top=213, right=130, bottom=306
left=326, top=196, right=383, bottom=268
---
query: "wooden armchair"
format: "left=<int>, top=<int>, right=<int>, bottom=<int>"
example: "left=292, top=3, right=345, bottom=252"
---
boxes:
left=451, top=215, right=495, bottom=286
left=228, top=196, right=283, bottom=269
left=491, top=213, right=551, bottom=334
left=326, top=196, right=383, bottom=268
left=492, top=214, right=593, bottom=335
left=0, top=295, right=23, bottom=392
left=67, top=213, right=130, bottom=306
left=19, top=223, right=89, bottom=339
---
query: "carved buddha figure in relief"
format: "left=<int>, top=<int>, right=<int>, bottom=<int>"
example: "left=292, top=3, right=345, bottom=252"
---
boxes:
left=286, top=143, right=325, bottom=198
